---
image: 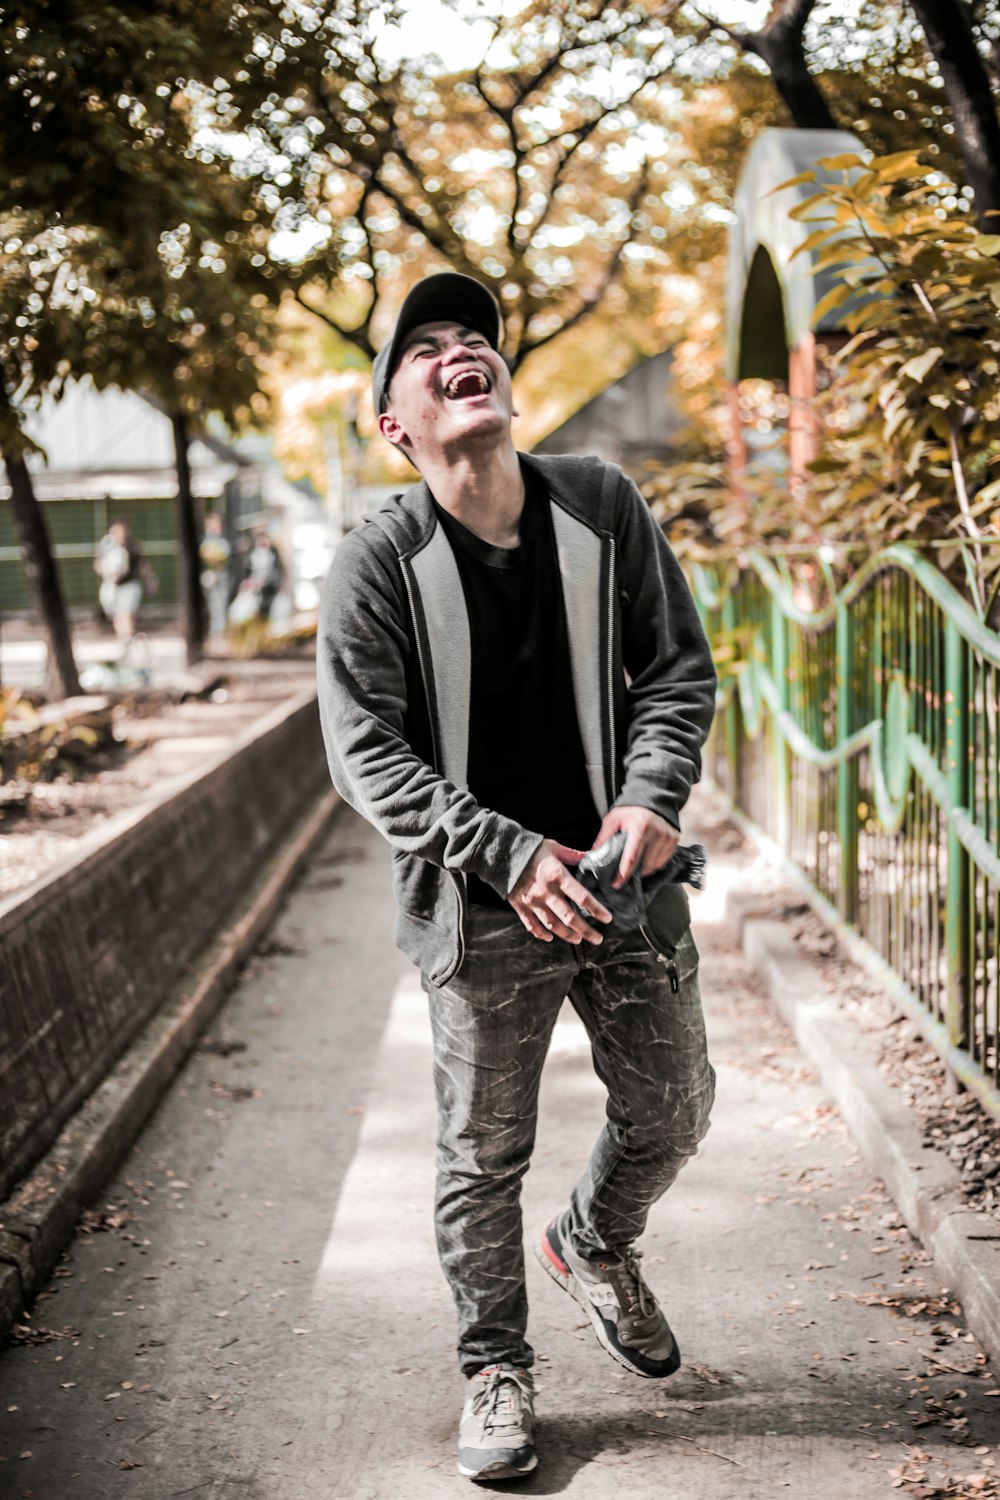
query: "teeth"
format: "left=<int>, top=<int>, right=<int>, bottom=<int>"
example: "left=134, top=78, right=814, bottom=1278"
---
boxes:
left=445, top=369, right=488, bottom=398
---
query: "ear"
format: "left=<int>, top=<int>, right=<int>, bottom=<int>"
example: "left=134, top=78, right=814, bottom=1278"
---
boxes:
left=378, top=410, right=408, bottom=447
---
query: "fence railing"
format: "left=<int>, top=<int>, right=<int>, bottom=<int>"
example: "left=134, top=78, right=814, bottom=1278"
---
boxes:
left=692, top=543, right=1000, bottom=1118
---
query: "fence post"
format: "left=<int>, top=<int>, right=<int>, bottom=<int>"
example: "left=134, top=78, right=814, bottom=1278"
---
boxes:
left=836, top=600, right=858, bottom=924
left=771, top=593, right=790, bottom=852
left=721, top=591, right=740, bottom=797
left=944, top=616, right=970, bottom=1054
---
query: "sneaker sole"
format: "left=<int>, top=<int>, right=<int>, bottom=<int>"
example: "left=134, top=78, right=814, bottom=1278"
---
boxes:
left=535, top=1230, right=681, bottom=1381
left=457, top=1455, right=539, bottom=1482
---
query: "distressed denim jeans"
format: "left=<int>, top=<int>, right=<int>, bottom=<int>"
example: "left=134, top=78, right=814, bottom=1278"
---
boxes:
left=424, top=904, right=716, bottom=1375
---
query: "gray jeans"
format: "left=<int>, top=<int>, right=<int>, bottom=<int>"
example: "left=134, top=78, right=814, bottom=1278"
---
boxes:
left=424, top=905, right=715, bottom=1375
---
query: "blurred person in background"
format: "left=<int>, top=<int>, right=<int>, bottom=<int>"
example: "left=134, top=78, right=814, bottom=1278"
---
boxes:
left=199, top=510, right=234, bottom=638
left=238, top=522, right=283, bottom=621
left=94, top=516, right=157, bottom=653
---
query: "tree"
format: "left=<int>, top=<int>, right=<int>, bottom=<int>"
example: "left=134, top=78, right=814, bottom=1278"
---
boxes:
left=0, top=0, right=288, bottom=683
left=907, top=0, right=1000, bottom=227
left=690, top=0, right=1000, bottom=225
left=689, top=0, right=838, bottom=129
left=218, top=0, right=727, bottom=373
left=643, top=150, right=1000, bottom=620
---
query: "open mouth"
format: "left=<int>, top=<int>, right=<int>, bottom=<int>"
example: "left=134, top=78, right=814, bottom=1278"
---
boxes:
left=443, top=368, right=490, bottom=401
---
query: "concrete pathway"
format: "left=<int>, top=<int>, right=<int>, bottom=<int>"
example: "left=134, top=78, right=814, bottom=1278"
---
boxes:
left=1, top=631, right=190, bottom=690
left=3, top=795, right=999, bottom=1498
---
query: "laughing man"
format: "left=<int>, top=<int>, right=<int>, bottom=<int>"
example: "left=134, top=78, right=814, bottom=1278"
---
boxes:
left=317, top=272, right=717, bottom=1482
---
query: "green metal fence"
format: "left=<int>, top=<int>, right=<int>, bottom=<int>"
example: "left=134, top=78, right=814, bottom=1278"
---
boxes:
left=693, top=544, right=1000, bottom=1117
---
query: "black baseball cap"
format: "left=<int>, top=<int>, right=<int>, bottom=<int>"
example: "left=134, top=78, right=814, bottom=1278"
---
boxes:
left=371, top=272, right=502, bottom=415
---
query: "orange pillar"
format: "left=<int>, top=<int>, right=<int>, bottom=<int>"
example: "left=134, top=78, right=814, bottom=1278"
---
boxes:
left=788, top=330, right=818, bottom=513
left=725, top=380, right=749, bottom=523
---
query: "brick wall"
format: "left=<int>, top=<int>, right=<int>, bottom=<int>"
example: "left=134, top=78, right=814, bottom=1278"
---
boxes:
left=0, top=689, right=328, bottom=1199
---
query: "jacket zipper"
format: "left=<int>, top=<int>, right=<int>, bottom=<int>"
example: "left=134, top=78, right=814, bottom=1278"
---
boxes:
left=638, top=921, right=679, bottom=991
left=606, top=535, right=675, bottom=989
left=605, top=535, right=617, bottom=810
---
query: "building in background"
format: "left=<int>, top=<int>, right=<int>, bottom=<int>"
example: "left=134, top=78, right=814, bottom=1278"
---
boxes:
left=0, top=381, right=338, bottom=617
left=531, top=349, right=682, bottom=479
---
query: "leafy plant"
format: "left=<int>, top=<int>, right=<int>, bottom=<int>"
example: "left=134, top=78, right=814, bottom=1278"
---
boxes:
left=784, top=149, right=1000, bottom=616
left=643, top=149, right=1000, bottom=622
left=1, top=696, right=107, bottom=783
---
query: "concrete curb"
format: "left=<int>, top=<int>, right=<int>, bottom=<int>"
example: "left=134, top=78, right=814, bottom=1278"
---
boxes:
left=726, top=890, right=1000, bottom=1365
left=0, top=784, right=340, bottom=1343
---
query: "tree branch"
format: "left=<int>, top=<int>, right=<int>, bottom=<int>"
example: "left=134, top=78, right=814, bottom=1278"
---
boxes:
left=516, top=161, right=650, bottom=369
left=293, top=287, right=375, bottom=360
left=528, top=57, right=676, bottom=247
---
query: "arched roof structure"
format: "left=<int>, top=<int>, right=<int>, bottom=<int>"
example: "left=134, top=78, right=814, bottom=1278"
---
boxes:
left=727, top=127, right=867, bottom=382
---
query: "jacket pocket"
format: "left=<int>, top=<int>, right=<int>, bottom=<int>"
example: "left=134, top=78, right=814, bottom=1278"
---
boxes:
left=642, top=882, right=691, bottom=958
left=392, top=848, right=441, bottom=919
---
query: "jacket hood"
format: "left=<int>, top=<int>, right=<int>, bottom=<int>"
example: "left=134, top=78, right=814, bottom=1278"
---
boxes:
left=365, top=451, right=617, bottom=558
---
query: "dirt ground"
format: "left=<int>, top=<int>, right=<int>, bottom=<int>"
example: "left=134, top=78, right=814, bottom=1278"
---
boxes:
left=0, top=652, right=316, bottom=901
left=5, top=798, right=1000, bottom=1499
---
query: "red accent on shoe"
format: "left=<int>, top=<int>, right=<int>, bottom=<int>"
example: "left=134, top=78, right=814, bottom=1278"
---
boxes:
left=540, top=1230, right=568, bottom=1275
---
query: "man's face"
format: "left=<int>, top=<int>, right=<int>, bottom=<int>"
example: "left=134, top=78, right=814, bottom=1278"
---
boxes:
left=378, top=320, right=512, bottom=462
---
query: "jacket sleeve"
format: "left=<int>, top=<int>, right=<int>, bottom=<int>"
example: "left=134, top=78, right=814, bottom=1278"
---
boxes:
left=316, top=526, right=543, bottom=898
left=610, top=471, right=717, bottom=830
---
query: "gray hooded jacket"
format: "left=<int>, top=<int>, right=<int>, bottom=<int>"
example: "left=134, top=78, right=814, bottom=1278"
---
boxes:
left=316, top=452, right=716, bottom=987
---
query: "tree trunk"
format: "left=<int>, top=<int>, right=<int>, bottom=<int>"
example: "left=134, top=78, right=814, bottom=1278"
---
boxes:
left=1, top=433, right=81, bottom=700
left=743, top=2, right=839, bottom=131
left=908, top=0, right=1000, bottom=229
left=171, top=410, right=204, bottom=666
left=747, top=26, right=839, bottom=129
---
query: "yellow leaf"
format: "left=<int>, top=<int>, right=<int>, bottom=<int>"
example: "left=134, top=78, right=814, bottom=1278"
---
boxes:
left=898, top=346, right=943, bottom=382
left=869, top=150, right=924, bottom=182
left=788, top=194, right=830, bottom=222
left=789, top=227, right=837, bottom=261
left=812, top=282, right=853, bottom=324
left=768, top=171, right=817, bottom=195
left=816, top=153, right=866, bottom=172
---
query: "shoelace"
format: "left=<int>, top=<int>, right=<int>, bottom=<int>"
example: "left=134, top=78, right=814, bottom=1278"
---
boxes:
left=471, top=1366, right=532, bottom=1433
left=606, top=1249, right=654, bottom=1320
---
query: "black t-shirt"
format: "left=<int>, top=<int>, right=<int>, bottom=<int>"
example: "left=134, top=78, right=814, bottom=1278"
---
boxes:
left=433, top=465, right=600, bottom=908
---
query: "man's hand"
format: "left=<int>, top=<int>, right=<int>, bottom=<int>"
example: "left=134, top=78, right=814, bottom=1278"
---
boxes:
left=509, top=839, right=613, bottom=944
left=594, top=807, right=679, bottom=889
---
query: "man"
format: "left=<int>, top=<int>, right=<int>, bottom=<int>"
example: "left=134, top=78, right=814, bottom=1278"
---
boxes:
left=317, top=273, right=717, bottom=1483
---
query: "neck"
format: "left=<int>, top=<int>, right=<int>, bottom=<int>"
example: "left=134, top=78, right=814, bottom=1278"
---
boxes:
left=418, top=439, right=524, bottom=547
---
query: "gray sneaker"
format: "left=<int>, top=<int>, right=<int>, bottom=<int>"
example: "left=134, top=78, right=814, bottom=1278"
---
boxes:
left=457, top=1363, right=537, bottom=1482
left=536, top=1210, right=681, bottom=1379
